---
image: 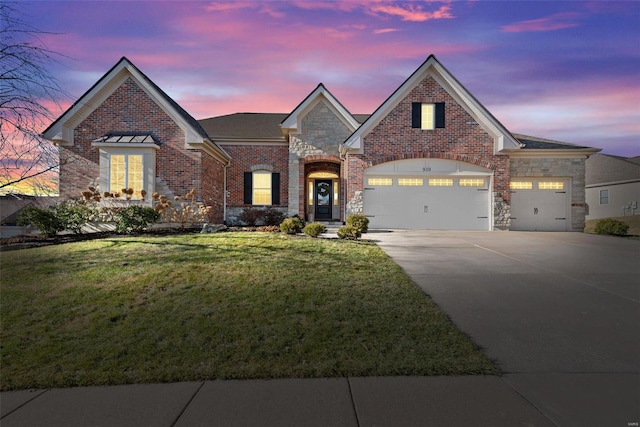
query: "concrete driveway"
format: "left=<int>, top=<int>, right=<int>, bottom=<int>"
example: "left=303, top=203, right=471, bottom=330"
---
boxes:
left=374, top=230, right=640, bottom=426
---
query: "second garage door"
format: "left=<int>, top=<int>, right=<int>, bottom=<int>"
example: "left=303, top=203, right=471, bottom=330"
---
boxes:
left=510, top=179, right=569, bottom=231
left=363, top=159, right=492, bottom=230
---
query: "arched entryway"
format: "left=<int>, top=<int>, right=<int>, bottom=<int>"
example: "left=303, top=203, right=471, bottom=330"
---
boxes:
left=305, top=161, right=341, bottom=222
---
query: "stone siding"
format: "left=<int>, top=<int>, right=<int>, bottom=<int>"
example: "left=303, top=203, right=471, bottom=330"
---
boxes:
left=287, top=99, right=351, bottom=219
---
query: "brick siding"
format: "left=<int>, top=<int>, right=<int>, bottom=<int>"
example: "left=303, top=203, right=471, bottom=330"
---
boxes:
left=61, top=77, right=225, bottom=222
left=346, top=75, right=511, bottom=227
left=222, top=144, right=289, bottom=211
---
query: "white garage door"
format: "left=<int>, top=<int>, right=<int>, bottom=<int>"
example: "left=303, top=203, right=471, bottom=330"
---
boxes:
left=363, top=159, right=491, bottom=230
left=510, top=179, right=569, bottom=231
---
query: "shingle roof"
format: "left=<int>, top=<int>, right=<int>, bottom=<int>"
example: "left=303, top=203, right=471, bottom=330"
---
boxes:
left=199, top=113, right=370, bottom=140
left=512, top=134, right=593, bottom=150
left=585, top=153, right=640, bottom=185
left=199, top=113, right=288, bottom=140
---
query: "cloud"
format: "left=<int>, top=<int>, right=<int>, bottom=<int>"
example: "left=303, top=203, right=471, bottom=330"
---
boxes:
left=501, top=12, right=581, bottom=33
left=374, top=28, right=400, bottom=35
left=368, top=3, right=454, bottom=22
left=205, top=1, right=285, bottom=18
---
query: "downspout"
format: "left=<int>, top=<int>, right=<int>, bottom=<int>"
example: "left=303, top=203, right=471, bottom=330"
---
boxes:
left=339, top=144, right=347, bottom=223
left=223, top=163, right=228, bottom=225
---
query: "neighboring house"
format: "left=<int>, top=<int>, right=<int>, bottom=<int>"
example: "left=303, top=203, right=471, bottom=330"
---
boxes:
left=43, top=55, right=600, bottom=231
left=585, top=154, right=640, bottom=219
left=0, top=194, right=57, bottom=237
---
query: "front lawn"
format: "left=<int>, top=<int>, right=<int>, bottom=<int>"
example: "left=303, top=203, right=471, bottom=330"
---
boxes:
left=0, top=233, right=497, bottom=390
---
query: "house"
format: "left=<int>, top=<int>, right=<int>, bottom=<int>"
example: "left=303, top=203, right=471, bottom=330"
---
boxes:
left=585, top=153, right=640, bottom=219
left=0, top=194, right=57, bottom=237
left=43, top=55, right=601, bottom=231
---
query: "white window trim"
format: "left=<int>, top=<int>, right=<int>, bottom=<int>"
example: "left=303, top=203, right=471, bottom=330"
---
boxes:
left=97, top=145, right=158, bottom=204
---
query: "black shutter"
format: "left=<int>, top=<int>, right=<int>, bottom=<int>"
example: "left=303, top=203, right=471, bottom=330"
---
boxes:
left=411, top=102, right=421, bottom=128
left=243, top=172, right=252, bottom=204
left=435, top=102, right=445, bottom=128
left=271, top=173, right=280, bottom=205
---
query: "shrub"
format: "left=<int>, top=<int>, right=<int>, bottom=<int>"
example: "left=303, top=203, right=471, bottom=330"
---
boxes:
left=114, top=206, right=160, bottom=234
left=262, top=207, right=287, bottom=226
left=53, top=200, right=96, bottom=234
left=594, top=218, right=629, bottom=236
left=303, top=222, right=327, bottom=238
left=280, top=216, right=305, bottom=234
left=237, top=207, right=265, bottom=226
left=17, top=206, right=64, bottom=237
left=346, top=214, right=369, bottom=234
left=337, top=224, right=361, bottom=240
left=154, top=189, right=211, bottom=229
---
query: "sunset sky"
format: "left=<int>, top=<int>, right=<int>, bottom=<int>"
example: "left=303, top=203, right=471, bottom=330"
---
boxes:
left=21, top=0, right=640, bottom=159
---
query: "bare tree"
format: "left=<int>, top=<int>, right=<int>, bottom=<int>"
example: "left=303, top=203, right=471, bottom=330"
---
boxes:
left=0, top=2, right=66, bottom=195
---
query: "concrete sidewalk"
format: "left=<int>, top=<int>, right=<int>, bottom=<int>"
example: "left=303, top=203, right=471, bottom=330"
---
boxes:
left=2, top=376, right=558, bottom=426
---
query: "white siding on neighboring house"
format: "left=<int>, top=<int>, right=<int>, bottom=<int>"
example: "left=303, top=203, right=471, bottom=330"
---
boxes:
left=585, top=153, right=640, bottom=220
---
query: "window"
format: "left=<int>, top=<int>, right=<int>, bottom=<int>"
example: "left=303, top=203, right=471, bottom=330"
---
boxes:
left=398, top=178, right=424, bottom=186
left=459, top=178, right=485, bottom=187
left=109, top=154, right=144, bottom=197
left=244, top=171, right=280, bottom=205
left=93, top=134, right=158, bottom=203
left=599, top=189, right=609, bottom=205
left=538, top=181, right=564, bottom=190
left=333, top=181, right=339, bottom=205
left=510, top=181, right=533, bottom=190
left=412, top=102, right=445, bottom=129
left=367, top=177, right=393, bottom=186
left=252, top=171, right=271, bottom=205
left=428, top=178, right=453, bottom=187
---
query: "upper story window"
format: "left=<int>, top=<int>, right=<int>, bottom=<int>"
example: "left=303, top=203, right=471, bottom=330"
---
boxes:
left=412, top=102, right=445, bottom=130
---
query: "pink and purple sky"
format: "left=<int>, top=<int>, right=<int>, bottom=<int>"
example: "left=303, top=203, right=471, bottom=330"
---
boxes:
left=26, top=0, right=640, bottom=157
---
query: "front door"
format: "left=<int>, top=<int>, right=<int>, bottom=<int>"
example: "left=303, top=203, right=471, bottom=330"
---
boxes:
left=315, top=180, right=332, bottom=220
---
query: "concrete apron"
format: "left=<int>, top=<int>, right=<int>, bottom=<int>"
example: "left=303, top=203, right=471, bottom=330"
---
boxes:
left=372, top=230, right=640, bottom=427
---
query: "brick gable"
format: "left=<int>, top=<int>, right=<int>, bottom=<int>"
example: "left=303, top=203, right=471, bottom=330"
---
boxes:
left=346, top=75, right=511, bottom=224
left=60, top=76, right=225, bottom=222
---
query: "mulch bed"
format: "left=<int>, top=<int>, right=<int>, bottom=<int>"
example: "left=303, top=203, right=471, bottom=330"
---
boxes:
left=0, top=228, right=203, bottom=252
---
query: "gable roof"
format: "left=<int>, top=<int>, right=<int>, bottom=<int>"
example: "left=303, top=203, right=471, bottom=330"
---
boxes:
left=585, top=153, right=640, bottom=186
left=42, top=57, right=229, bottom=163
left=342, top=54, right=522, bottom=154
left=281, top=83, right=360, bottom=135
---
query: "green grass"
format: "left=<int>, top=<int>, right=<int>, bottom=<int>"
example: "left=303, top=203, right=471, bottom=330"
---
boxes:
left=0, top=233, right=497, bottom=391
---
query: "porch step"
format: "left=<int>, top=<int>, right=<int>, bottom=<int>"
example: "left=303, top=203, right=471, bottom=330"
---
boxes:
left=316, top=221, right=343, bottom=226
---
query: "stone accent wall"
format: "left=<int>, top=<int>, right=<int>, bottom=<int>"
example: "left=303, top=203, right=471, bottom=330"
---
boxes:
left=345, top=75, right=511, bottom=229
left=510, top=156, right=587, bottom=231
left=287, top=100, right=352, bottom=218
left=300, top=100, right=353, bottom=157
left=493, top=192, right=510, bottom=229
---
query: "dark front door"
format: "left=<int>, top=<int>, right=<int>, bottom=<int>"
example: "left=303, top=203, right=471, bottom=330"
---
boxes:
left=315, top=180, right=332, bottom=220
